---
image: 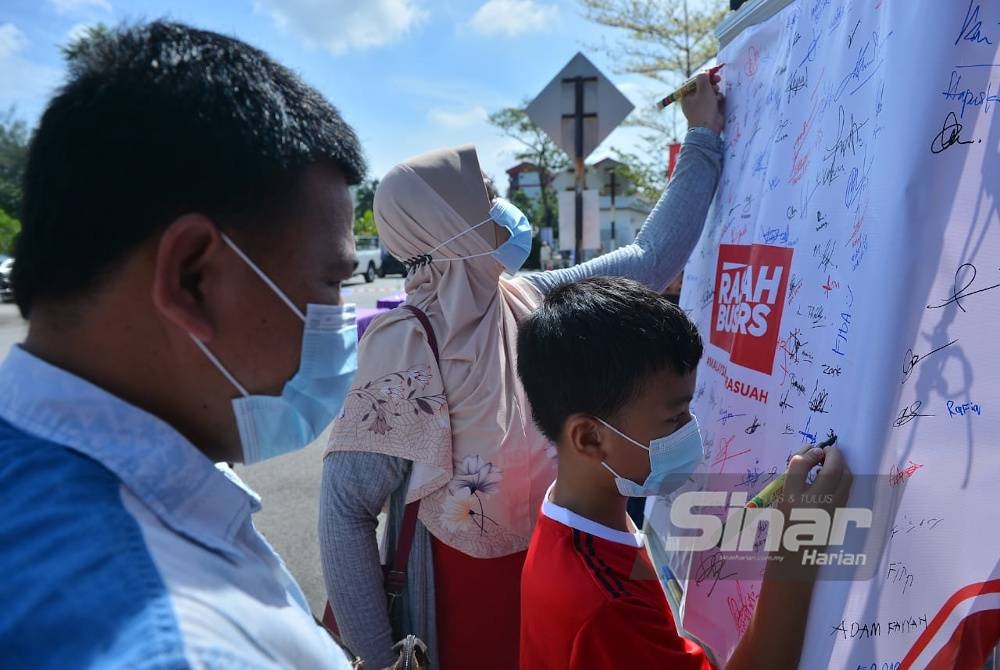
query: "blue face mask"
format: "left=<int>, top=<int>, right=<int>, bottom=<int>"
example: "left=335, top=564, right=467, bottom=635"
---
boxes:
left=598, top=416, right=705, bottom=497
left=191, top=234, right=358, bottom=465
left=402, top=198, right=534, bottom=275
left=488, top=198, right=533, bottom=273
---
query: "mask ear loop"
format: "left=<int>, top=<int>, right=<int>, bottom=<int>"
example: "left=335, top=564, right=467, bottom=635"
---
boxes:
left=402, top=216, right=497, bottom=275
left=189, top=335, right=250, bottom=398
left=220, top=233, right=306, bottom=322
left=596, top=417, right=651, bottom=452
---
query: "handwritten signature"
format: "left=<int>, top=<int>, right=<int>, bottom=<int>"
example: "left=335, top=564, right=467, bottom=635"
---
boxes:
left=836, top=30, right=891, bottom=100
left=926, top=263, right=1000, bottom=312
left=695, top=551, right=738, bottom=598
left=901, top=339, right=959, bottom=383
left=955, top=0, right=993, bottom=46
left=727, top=581, right=760, bottom=637
left=931, top=111, right=978, bottom=154
left=892, top=401, right=934, bottom=428
left=941, top=71, right=1000, bottom=119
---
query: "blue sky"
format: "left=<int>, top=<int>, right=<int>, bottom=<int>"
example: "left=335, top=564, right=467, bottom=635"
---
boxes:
left=0, top=0, right=680, bottom=189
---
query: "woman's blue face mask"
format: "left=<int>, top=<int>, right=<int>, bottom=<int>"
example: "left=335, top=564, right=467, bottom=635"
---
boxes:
left=488, top=198, right=533, bottom=273
left=402, top=198, right=534, bottom=274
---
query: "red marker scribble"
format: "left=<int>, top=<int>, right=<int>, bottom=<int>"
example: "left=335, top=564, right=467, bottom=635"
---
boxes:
left=790, top=100, right=821, bottom=184
left=746, top=45, right=760, bottom=77
left=730, top=119, right=743, bottom=146
left=728, top=581, right=760, bottom=637
left=713, top=435, right=751, bottom=472
left=778, top=352, right=792, bottom=386
left=732, top=225, right=748, bottom=245
left=822, top=275, right=840, bottom=297
left=790, top=153, right=810, bottom=184
left=889, top=461, right=924, bottom=487
left=789, top=69, right=828, bottom=185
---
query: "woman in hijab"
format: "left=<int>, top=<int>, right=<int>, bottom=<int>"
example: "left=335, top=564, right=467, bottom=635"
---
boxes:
left=320, top=74, right=724, bottom=669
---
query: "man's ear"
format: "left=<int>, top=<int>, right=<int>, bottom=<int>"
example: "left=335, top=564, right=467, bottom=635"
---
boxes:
left=151, top=214, right=224, bottom=343
left=564, top=414, right=609, bottom=464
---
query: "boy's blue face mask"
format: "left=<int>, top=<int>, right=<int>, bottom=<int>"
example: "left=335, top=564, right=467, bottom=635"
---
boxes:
left=598, top=415, right=705, bottom=497
left=190, top=234, right=358, bottom=465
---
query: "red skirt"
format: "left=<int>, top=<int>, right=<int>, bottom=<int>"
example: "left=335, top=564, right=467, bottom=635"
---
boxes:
left=431, top=536, right=527, bottom=670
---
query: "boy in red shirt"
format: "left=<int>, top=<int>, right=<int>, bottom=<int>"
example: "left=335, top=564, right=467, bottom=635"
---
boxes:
left=515, top=277, right=852, bottom=669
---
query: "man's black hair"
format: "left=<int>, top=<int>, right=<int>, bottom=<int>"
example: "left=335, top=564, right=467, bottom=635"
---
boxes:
left=13, top=21, right=366, bottom=317
left=517, top=276, right=703, bottom=442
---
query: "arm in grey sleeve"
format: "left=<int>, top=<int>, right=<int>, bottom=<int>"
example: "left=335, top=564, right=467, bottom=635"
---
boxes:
left=319, top=451, right=408, bottom=670
left=525, top=127, right=723, bottom=295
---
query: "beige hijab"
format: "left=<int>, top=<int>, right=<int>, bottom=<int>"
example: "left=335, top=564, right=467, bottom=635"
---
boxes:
left=325, top=145, right=556, bottom=558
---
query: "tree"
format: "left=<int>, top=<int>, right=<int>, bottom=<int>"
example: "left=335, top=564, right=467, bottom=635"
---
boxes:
left=0, top=209, right=20, bottom=256
left=353, top=209, right=378, bottom=238
left=354, top=179, right=378, bottom=216
left=580, top=0, right=727, bottom=195
left=488, top=107, right=568, bottom=231
left=352, top=179, right=379, bottom=237
left=0, top=108, right=29, bottom=219
left=580, top=0, right=727, bottom=85
left=0, top=108, right=30, bottom=255
left=61, top=24, right=111, bottom=61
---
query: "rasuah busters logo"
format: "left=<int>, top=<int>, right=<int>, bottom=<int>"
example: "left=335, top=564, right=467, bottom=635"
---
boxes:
left=710, top=244, right=794, bottom=375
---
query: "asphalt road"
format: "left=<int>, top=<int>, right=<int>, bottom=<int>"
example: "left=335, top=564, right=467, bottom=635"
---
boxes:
left=0, top=274, right=408, bottom=617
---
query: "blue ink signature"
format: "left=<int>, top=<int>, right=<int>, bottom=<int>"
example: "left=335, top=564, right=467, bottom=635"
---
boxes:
left=836, top=31, right=893, bottom=100
left=955, top=0, right=993, bottom=46
left=941, top=71, right=1000, bottom=118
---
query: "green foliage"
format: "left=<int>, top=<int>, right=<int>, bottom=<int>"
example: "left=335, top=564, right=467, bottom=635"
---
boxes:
left=0, top=108, right=29, bottom=218
left=352, top=179, right=380, bottom=238
left=0, top=208, right=21, bottom=256
left=354, top=209, right=378, bottom=237
left=579, top=0, right=727, bottom=84
left=352, top=178, right=381, bottom=238
left=608, top=147, right=666, bottom=205
left=580, top=0, right=727, bottom=177
left=354, top=179, right=379, bottom=216
left=488, top=106, right=567, bottom=230
left=61, top=24, right=112, bottom=61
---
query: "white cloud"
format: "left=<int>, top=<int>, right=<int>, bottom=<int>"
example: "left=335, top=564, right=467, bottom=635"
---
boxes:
left=428, top=105, right=488, bottom=128
left=66, top=22, right=95, bottom=44
left=50, top=0, right=112, bottom=16
left=468, top=0, right=559, bottom=37
left=0, top=24, right=28, bottom=61
left=257, top=0, right=428, bottom=54
left=0, top=24, right=63, bottom=112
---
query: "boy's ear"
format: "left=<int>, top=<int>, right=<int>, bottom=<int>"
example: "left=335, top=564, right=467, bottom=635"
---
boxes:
left=564, top=414, right=608, bottom=463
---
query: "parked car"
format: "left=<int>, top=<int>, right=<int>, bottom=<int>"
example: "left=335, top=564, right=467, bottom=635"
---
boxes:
left=0, top=257, right=13, bottom=303
left=354, top=236, right=382, bottom=283
left=379, top=248, right=407, bottom=278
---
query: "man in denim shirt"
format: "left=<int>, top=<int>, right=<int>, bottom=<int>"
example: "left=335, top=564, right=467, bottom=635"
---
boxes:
left=0, top=21, right=365, bottom=669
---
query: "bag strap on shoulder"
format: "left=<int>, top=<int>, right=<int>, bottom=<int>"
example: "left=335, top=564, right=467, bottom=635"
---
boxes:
left=385, top=305, right=438, bottom=599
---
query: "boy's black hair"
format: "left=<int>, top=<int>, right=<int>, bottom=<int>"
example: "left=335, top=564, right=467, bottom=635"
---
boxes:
left=13, top=21, right=366, bottom=317
left=517, top=276, right=703, bottom=442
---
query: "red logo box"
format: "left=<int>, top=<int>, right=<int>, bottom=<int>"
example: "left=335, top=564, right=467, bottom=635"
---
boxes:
left=710, top=244, right=794, bottom=375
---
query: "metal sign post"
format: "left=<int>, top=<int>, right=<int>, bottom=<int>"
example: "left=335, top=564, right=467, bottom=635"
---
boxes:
left=526, top=53, right=633, bottom=264
left=566, top=75, right=596, bottom=264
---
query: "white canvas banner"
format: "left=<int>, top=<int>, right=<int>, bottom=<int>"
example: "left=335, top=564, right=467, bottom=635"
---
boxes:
left=647, top=1, right=1000, bottom=668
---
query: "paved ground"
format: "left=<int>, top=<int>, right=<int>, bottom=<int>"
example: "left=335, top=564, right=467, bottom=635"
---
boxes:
left=0, top=274, right=407, bottom=617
